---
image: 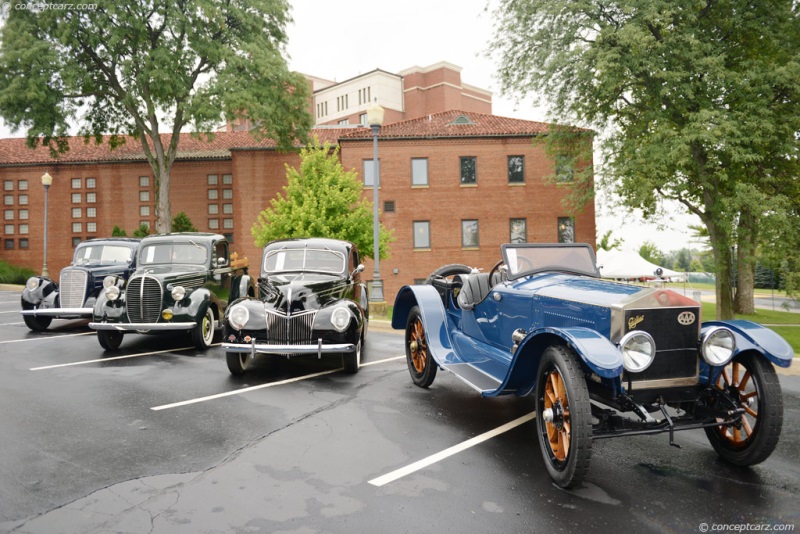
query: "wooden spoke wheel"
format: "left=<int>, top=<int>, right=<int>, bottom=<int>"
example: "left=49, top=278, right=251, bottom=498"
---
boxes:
left=405, top=306, right=437, bottom=388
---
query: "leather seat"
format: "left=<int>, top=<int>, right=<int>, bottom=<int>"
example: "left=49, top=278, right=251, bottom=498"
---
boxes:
left=456, top=273, right=492, bottom=311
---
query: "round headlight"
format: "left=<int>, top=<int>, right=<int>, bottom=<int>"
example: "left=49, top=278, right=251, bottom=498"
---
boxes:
left=701, top=327, right=736, bottom=366
left=171, top=286, right=186, bottom=301
left=620, top=330, right=656, bottom=373
left=105, top=285, right=120, bottom=301
left=26, top=277, right=39, bottom=291
left=228, top=304, right=250, bottom=331
left=103, top=276, right=116, bottom=289
left=331, top=307, right=351, bottom=332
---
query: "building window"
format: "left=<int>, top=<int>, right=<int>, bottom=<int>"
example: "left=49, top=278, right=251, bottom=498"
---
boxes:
left=72, top=237, right=82, bottom=247
left=508, top=156, right=525, bottom=184
left=222, top=174, right=232, bottom=185
left=208, top=189, right=218, bottom=200
left=384, top=200, right=395, bottom=213
left=139, top=221, right=150, bottom=229
left=223, top=203, right=233, bottom=214
left=4, top=224, right=13, bottom=234
left=139, top=191, right=150, bottom=202
left=72, top=208, right=82, bottom=218
left=338, top=118, right=349, bottom=126
left=556, top=156, right=574, bottom=182
left=71, top=178, right=81, bottom=189
left=3, top=195, right=12, bottom=205
left=510, top=218, right=527, bottom=243
left=4, top=239, right=14, bottom=249
left=222, top=189, right=233, bottom=199
left=558, top=217, right=575, bottom=243
left=460, top=157, right=477, bottom=185
left=140, top=206, right=150, bottom=216
left=411, top=158, right=428, bottom=186
left=139, top=176, right=150, bottom=187
left=72, top=222, right=82, bottom=233
left=86, top=193, right=96, bottom=203
left=19, top=238, right=28, bottom=249
left=359, top=113, right=367, bottom=125
left=3, top=181, right=13, bottom=191
left=223, top=218, right=233, bottom=229
left=208, top=174, right=218, bottom=186
left=363, top=159, right=380, bottom=187
left=18, top=180, right=27, bottom=191
left=86, top=207, right=96, bottom=218
left=208, top=219, right=219, bottom=229
left=4, top=210, right=13, bottom=220
left=413, top=221, right=430, bottom=249
left=87, top=222, right=97, bottom=233
left=18, top=224, right=28, bottom=234
left=223, top=232, right=234, bottom=244
left=86, top=178, right=96, bottom=188
left=18, top=194, right=27, bottom=205
left=72, top=193, right=81, bottom=204
left=208, top=204, right=219, bottom=215
left=19, top=209, right=28, bottom=220
left=462, top=220, right=479, bottom=248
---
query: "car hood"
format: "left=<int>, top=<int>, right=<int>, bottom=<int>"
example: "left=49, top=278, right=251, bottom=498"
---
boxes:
left=513, top=273, right=692, bottom=309
left=63, top=263, right=133, bottom=280
left=260, top=273, right=347, bottom=314
left=131, top=264, right=208, bottom=287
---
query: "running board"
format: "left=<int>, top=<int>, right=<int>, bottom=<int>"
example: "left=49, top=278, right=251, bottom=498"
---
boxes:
left=440, top=362, right=502, bottom=393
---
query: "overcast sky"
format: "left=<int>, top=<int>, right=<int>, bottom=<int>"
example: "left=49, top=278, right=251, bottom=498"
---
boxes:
left=0, top=0, right=702, bottom=255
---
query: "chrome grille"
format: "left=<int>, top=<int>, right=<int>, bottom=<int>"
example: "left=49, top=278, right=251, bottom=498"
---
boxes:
left=126, top=275, right=163, bottom=323
left=173, top=277, right=205, bottom=290
left=264, top=309, right=316, bottom=344
left=59, top=269, right=87, bottom=308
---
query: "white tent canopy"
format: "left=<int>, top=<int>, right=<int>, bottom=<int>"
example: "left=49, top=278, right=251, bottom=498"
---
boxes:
left=596, top=249, right=685, bottom=280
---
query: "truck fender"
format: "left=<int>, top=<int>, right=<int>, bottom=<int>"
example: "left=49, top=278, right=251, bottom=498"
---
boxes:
left=703, top=320, right=793, bottom=368
left=391, top=285, right=457, bottom=367
left=229, top=274, right=253, bottom=302
left=21, top=277, right=59, bottom=308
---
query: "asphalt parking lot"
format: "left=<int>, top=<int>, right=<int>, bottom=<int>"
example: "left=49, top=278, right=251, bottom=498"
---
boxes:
left=0, top=288, right=798, bottom=534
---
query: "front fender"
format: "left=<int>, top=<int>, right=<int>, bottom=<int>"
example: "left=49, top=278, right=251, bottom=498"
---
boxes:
left=703, top=320, right=794, bottom=368
left=496, top=327, right=623, bottom=398
left=391, top=285, right=456, bottom=367
left=21, top=278, right=59, bottom=309
left=229, top=274, right=254, bottom=302
left=174, top=288, right=216, bottom=322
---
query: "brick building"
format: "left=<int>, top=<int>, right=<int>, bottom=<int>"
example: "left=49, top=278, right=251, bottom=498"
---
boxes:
left=0, top=63, right=595, bottom=304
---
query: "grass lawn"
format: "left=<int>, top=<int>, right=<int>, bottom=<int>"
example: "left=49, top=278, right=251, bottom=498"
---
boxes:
left=701, top=302, right=800, bottom=356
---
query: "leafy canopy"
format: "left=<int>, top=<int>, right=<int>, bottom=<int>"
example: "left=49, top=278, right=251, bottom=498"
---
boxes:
left=252, top=140, right=394, bottom=261
left=171, top=212, right=198, bottom=233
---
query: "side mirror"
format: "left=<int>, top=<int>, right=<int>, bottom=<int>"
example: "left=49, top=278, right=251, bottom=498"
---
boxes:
left=217, top=257, right=228, bottom=267
left=351, top=264, right=365, bottom=277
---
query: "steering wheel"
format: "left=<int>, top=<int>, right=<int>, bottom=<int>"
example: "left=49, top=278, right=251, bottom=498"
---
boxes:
left=488, top=259, right=505, bottom=285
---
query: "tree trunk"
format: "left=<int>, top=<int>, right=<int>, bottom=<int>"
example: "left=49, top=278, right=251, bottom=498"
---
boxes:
left=705, top=220, right=735, bottom=320
left=155, top=159, right=171, bottom=234
left=734, top=208, right=757, bottom=314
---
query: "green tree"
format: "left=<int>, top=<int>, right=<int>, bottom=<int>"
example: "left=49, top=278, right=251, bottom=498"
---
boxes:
left=597, top=230, right=624, bottom=251
left=0, top=0, right=312, bottom=234
left=638, top=241, right=664, bottom=266
left=252, top=140, right=394, bottom=260
left=132, top=224, right=151, bottom=238
left=171, top=212, right=197, bottom=233
left=490, top=0, right=800, bottom=319
left=111, top=225, right=127, bottom=237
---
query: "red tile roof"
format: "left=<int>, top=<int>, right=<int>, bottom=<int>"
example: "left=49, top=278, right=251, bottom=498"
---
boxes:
left=339, top=110, right=554, bottom=140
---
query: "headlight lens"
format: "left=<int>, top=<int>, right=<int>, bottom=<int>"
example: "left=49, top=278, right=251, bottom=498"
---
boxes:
left=620, top=330, right=656, bottom=373
left=701, top=327, right=736, bottom=366
left=228, top=304, right=250, bottom=331
left=26, top=277, right=39, bottom=291
left=105, top=285, right=120, bottom=301
left=171, top=286, right=186, bottom=301
left=330, top=307, right=351, bottom=332
left=102, top=276, right=116, bottom=288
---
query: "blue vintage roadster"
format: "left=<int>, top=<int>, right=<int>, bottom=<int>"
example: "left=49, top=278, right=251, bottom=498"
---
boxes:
left=392, top=243, right=794, bottom=488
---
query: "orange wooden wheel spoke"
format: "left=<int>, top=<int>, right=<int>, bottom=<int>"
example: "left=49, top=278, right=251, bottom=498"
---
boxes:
left=744, top=406, right=758, bottom=418
left=720, top=368, right=731, bottom=389
left=741, top=417, right=753, bottom=437
left=731, top=362, right=741, bottom=386
left=738, top=371, right=752, bottom=392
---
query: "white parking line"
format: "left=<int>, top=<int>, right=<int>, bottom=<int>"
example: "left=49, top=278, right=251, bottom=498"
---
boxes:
left=0, top=321, right=24, bottom=326
left=151, top=355, right=406, bottom=411
left=368, top=412, right=536, bottom=487
left=30, top=345, right=202, bottom=370
left=0, top=332, right=94, bottom=344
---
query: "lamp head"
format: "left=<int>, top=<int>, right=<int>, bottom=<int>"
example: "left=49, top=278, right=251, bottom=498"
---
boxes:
left=366, top=101, right=384, bottom=128
left=41, top=172, right=53, bottom=187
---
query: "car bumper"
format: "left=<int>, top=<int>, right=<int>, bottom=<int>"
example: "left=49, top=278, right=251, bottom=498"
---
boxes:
left=21, top=307, right=93, bottom=318
left=89, top=322, right=196, bottom=332
left=222, top=339, right=355, bottom=358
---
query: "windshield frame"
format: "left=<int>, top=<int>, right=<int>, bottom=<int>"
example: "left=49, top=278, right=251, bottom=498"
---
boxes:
left=501, top=243, right=600, bottom=280
left=72, top=244, right=135, bottom=265
left=263, top=247, right=347, bottom=275
left=138, top=241, right=209, bottom=266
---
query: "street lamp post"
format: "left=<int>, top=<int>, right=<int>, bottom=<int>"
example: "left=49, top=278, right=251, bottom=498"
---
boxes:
left=367, top=101, right=385, bottom=302
left=40, top=171, right=53, bottom=278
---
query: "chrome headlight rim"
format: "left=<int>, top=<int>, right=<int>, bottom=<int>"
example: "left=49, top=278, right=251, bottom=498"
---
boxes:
left=228, top=304, right=250, bottom=331
left=26, top=277, right=39, bottom=291
left=701, top=326, right=736, bottom=367
left=330, top=306, right=351, bottom=332
left=102, top=275, right=116, bottom=289
left=619, top=330, right=656, bottom=373
left=105, top=285, right=121, bottom=301
left=171, top=285, right=186, bottom=302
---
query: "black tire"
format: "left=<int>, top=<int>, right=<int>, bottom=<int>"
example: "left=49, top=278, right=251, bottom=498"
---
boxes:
left=405, top=306, right=437, bottom=388
left=191, top=307, right=215, bottom=350
left=343, top=338, right=362, bottom=374
left=21, top=303, right=52, bottom=331
left=98, top=330, right=124, bottom=350
left=226, top=351, right=250, bottom=375
left=704, top=353, right=783, bottom=466
left=424, top=264, right=472, bottom=285
left=535, top=345, right=592, bottom=488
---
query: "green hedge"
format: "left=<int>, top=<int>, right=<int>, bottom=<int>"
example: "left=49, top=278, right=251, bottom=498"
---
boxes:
left=0, top=260, right=36, bottom=285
